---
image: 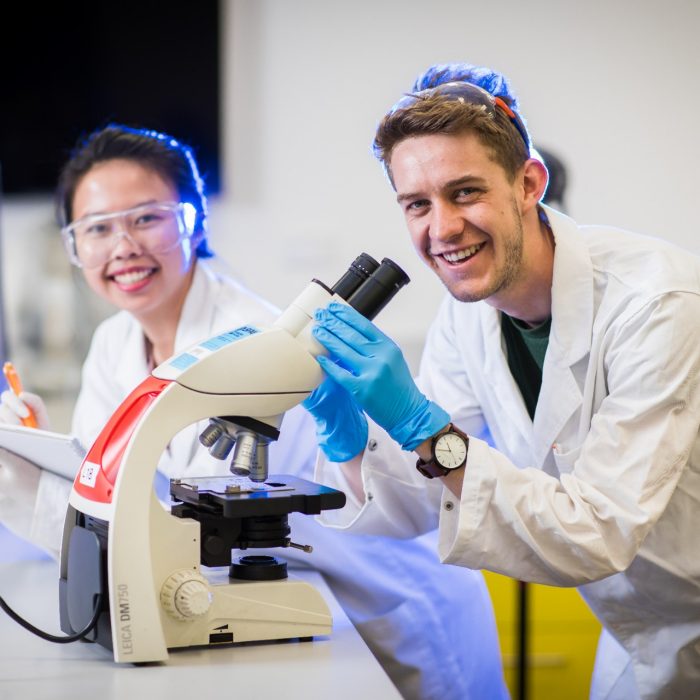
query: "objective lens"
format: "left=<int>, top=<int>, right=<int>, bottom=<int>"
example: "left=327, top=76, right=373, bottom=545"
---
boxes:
left=347, top=258, right=410, bottom=320
left=330, top=253, right=379, bottom=300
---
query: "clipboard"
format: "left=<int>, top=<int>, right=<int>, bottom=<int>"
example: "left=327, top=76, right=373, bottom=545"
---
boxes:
left=0, top=424, right=85, bottom=481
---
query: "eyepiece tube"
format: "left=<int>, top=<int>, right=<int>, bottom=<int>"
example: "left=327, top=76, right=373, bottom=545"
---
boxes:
left=347, top=257, right=410, bottom=320
left=330, top=253, right=380, bottom=300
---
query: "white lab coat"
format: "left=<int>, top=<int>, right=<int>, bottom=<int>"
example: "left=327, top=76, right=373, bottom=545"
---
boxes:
left=318, top=207, right=700, bottom=700
left=23, top=260, right=508, bottom=700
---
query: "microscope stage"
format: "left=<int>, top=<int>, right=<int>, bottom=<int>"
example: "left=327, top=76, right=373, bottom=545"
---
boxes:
left=170, top=474, right=346, bottom=518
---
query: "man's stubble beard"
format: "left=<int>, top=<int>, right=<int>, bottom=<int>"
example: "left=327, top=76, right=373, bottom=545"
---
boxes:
left=443, top=199, right=524, bottom=304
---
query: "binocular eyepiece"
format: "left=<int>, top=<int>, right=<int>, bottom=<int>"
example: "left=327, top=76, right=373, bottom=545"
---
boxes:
left=328, top=253, right=410, bottom=321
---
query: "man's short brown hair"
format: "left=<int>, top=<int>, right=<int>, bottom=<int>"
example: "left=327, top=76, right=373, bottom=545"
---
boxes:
left=373, top=87, right=530, bottom=186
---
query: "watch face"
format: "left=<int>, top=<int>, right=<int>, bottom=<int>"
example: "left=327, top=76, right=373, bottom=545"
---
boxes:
left=434, top=432, right=468, bottom=469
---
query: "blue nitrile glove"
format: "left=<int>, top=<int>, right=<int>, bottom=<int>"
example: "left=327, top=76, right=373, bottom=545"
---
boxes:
left=312, top=301, right=450, bottom=451
left=302, top=377, right=368, bottom=462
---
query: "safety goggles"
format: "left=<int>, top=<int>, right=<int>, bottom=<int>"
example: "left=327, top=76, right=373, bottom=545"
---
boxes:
left=61, top=201, right=197, bottom=268
left=389, top=81, right=530, bottom=150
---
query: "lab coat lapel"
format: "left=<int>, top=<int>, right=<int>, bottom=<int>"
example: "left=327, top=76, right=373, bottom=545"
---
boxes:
left=532, top=208, right=593, bottom=468
left=174, top=261, right=219, bottom=351
left=113, top=262, right=217, bottom=398
left=169, top=262, right=220, bottom=469
left=113, top=319, right=151, bottom=397
left=480, top=304, right=534, bottom=450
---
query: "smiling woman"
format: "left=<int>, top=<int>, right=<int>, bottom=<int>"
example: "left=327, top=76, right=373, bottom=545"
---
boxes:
left=52, top=126, right=217, bottom=367
left=0, top=122, right=255, bottom=475
left=64, top=159, right=199, bottom=363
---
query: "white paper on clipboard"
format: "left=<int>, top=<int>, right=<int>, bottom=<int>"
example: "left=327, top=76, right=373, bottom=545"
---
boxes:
left=0, top=425, right=85, bottom=481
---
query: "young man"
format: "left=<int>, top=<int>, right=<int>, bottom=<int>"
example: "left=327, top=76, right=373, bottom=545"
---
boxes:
left=305, top=63, right=700, bottom=699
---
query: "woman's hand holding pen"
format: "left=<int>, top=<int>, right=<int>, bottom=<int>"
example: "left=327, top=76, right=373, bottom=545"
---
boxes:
left=1, top=362, right=50, bottom=430
left=0, top=391, right=51, bottom=431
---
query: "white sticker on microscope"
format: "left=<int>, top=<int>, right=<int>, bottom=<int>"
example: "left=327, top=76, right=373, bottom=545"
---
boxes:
left=79, top=461, right=100, bottom=488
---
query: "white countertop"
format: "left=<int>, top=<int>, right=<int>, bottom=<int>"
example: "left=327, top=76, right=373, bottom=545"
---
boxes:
left=0, top=548, right=401, bottom=700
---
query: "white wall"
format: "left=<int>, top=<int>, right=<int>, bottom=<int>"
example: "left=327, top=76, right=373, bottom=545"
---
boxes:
left=2, top=0, right=699, bottom=427
left=213, top=0, right=700, bottom=362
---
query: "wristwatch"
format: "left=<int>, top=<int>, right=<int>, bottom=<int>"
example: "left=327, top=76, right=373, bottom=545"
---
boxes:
left=416, top=424, right=469, bottom=479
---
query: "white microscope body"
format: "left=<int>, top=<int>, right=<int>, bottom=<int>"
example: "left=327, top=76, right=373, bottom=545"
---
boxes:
left=58, top=254, right=409, bottom=664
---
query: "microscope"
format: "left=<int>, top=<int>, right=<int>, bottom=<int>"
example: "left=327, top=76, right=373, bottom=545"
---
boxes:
left=58, top=254, right=409, bottom=663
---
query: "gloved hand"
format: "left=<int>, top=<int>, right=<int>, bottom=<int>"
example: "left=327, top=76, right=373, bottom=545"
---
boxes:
left=0, top=390, right=51, bottom=430
left=312, top=301, right=450, bottom=451
left=302, top=377, right=368, bottom=462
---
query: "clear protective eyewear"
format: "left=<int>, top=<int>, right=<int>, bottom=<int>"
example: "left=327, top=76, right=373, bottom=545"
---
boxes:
left=389, top=81, right=530, bottom=150
left=61, top=201, right=197, bottom=268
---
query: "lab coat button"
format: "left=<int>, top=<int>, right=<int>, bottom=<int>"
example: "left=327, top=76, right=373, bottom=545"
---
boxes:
left=444, top=501, right=455, bottom=511
left=367, top=439, right=378, bottom=451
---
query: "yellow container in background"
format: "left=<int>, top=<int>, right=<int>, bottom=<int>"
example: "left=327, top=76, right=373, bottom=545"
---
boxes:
left=483, top=571, right=602, bottom=699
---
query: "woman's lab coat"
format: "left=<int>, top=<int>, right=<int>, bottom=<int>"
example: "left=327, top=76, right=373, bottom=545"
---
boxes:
left=28, top=261, right=508, bottom=700
left=318, top=208, right=700, bottom=700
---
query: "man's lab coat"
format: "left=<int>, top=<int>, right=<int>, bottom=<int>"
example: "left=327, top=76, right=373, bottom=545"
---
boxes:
left=318, top=208, right=700, bottom=700
left=28, top=260, right=508, bottom=700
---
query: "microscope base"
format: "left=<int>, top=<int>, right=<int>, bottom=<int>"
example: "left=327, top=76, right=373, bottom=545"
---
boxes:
left=161, top=573, right=332, bottom=650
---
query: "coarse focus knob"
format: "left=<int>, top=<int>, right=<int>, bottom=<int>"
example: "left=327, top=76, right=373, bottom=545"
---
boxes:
left=160, top=570, right=211, bottom=621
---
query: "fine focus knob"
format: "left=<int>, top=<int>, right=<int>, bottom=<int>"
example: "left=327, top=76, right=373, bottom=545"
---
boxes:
left=160, top=570, right=211, bottom=621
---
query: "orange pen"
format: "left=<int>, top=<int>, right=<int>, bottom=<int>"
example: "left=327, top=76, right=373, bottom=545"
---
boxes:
left=3, top=361, right=38, bottom=428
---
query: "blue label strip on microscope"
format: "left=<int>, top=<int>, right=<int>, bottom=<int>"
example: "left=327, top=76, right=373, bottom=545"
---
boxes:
left=168, top=325, right=261, bottom=370
left=200, top=325, right=260, bottom=351
left=169, top=353, right=199, bottom=370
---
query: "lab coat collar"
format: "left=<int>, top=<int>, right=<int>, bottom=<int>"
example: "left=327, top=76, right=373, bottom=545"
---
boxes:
left=545, top=205, right=594, bottom=367
left=173, top=260, right=221, bottom=352
left=113, top=321, right=151, bottom=399
left=480, top=206, right=593, bottom=372
left=478, top=206, right=593, bottom=466
left=531, top=206, right=592, bottom=466
left=480, top=305, right=535, bottom=452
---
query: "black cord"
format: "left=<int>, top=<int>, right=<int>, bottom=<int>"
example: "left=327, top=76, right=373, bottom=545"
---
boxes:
left=0, top=593, right=103, bottom=643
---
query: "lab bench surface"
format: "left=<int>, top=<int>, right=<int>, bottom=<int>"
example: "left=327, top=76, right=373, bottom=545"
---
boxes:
left=0, top=556, right=401, bottom=700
